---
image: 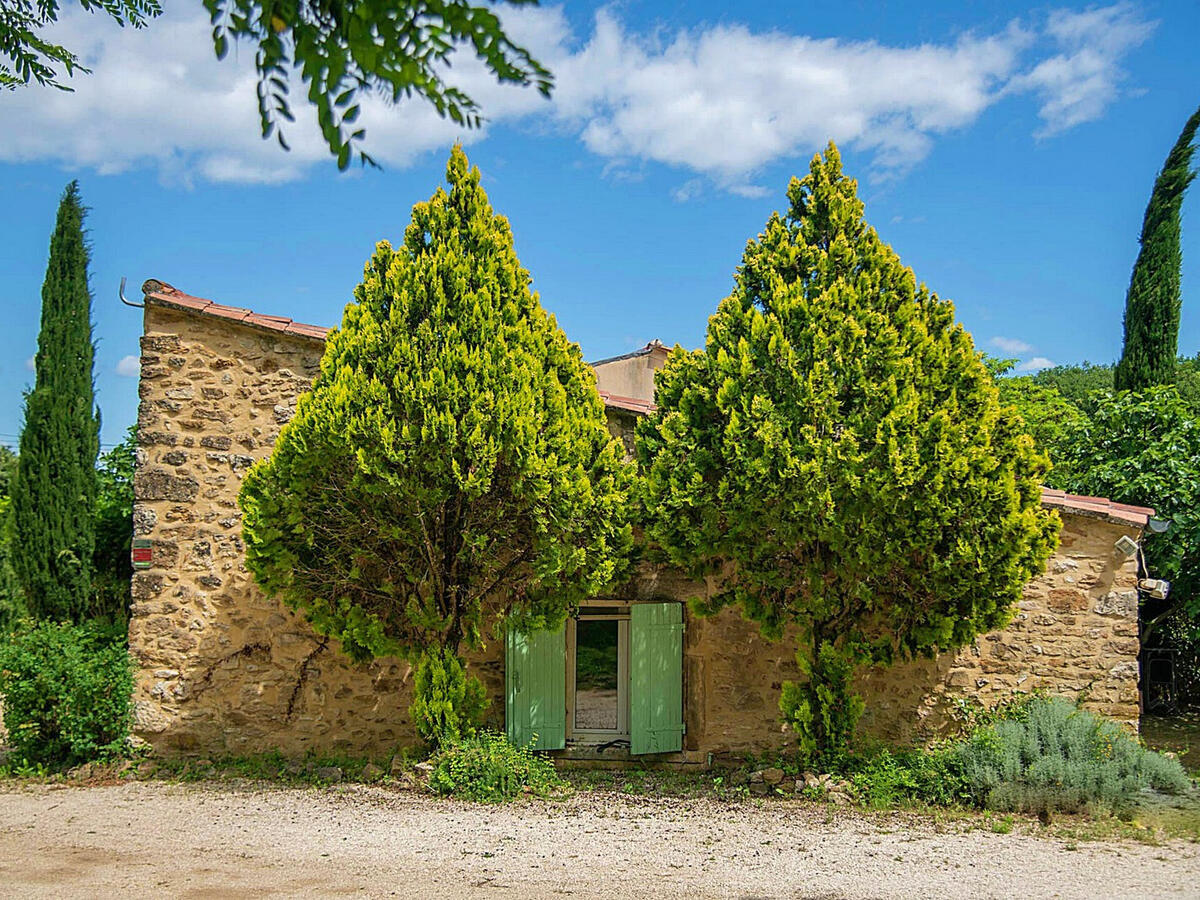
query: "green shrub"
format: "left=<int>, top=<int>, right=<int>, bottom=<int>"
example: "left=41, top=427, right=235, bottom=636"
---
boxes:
left=779, top=641, right=864, bottom=771
left=429, top=731, right=567, bottom=802
left=409, top=647, right=488, bottom=747
left=958, top=697, right=1191, bottom=815
left=849, top=746, right=970, bottom=807
left=0, top=619, right=133, bottom=767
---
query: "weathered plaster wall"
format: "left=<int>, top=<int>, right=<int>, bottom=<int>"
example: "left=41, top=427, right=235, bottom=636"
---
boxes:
left=592, top=345, right=669, bottom=402
left=130, top=303, right=1142, bottom=759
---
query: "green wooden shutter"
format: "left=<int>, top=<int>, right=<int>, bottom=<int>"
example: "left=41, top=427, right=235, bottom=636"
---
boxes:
left=630, top=602, right=684, bottom=755
left=505, top=624, right=566, bottom=750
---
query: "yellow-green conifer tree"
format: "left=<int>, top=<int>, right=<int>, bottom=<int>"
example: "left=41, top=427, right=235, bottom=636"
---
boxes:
left=241, top=147, right=633, bottom=743
left=637, top=144, right=1058, bottom=766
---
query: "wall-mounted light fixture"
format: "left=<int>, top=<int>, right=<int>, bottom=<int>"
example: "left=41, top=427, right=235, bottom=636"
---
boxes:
left=1139, top=578, right=1171, bottom=600
left=1114, top=535, right=1139, bottom=557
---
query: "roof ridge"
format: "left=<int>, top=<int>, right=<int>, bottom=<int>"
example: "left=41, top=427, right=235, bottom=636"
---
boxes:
left=589, top=340, right=670, bottom=368
left=143, top=279, right=330, bottom=342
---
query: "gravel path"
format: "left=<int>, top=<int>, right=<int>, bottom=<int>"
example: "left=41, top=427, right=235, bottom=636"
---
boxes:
left=0, top=781, right=1196, bottom=899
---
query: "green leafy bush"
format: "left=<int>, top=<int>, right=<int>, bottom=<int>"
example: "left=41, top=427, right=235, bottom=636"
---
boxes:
left=849, top=746, right=970, bottom=808
left=0, top=619, right=133, bottom=767
left=429, top=731, right=567, bottom=802
left=90, top=429, right=136, bottom=624
left=958, top=697, right=1190, bottom=815
left=409, top=647, right=488, bottom=746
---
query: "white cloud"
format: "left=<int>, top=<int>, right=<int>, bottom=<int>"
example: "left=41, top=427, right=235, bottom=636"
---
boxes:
left=24, top=356, right=35, bottom=372
left=672, top=178, right=705, bottom=203
left=116, top=355, right=141, bottom=377
left=550, top=11, right=1030, bottom=190
left=1007, top=3, right=1155, bottom=136
left=1017, top=356, right=1057, bottom=372
left=0, top=3, right=1155, bottom=190
left=991, top=336, right=1034, bottom=354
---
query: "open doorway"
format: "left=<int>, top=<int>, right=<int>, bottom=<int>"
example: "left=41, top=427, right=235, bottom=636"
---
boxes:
left=567, top=607, right=630, bottom=743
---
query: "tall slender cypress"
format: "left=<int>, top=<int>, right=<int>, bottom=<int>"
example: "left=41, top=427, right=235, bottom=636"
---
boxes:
left=1114, top=104, right=1200, bottom=392
left=11, top=182, right=100, bottom=621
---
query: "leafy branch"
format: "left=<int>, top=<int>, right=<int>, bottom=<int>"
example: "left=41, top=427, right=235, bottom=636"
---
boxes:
left=2, top=0, right=554, bottom=169
left=0, top=0, right=162, bottom=90
left=203, top=0, right=555, bottom=169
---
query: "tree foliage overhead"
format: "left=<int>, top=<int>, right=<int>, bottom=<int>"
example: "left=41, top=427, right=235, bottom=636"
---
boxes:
left=2, top=0, right=553, bottom=169
left=241, top=146, right=632, bottom=674
left=207, top=0, right=554, bottom=169
left=10, top=181, right=100, bottom=624
left=1054, top=387, right=1200, bottom=631
left=1026, top=356, right=1200, bottom=416
left=0, top=0, right=160, bottom=89
left=1030, top=361, right=1123, bottom=413
left=636, top=144, right=1059, bottom=763
left=1114, top=103, right=1200, bottom=392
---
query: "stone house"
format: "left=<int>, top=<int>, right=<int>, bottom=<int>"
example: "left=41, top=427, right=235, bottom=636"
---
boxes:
left=130, top=279, right=1149, bottom=763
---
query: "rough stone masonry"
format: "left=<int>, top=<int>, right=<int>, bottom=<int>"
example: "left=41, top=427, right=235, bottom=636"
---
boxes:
left=129, top=283, right=1146, bottom=759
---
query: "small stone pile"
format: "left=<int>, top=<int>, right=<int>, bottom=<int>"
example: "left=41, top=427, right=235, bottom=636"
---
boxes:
left=746, top=767, right=855, bottom=803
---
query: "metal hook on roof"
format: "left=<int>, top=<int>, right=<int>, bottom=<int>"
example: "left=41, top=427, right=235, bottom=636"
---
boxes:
left=119, top=276, right=144, bottom=308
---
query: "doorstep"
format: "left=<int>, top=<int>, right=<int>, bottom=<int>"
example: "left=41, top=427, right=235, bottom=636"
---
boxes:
left=552, top=741, right=710, bottom=768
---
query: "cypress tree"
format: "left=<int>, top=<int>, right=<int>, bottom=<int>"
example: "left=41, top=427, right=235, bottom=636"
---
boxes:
left=11, top=182, right=101, bottom=622
left=1115, top=104, right=1200, bottom=392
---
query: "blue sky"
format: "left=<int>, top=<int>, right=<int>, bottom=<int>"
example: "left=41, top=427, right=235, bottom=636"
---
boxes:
left=0, top=0, right=1197, bottom=447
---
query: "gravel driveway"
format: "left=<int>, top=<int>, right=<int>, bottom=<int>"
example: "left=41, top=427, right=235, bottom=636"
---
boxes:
left=0, top=781, right=1196, bottom=899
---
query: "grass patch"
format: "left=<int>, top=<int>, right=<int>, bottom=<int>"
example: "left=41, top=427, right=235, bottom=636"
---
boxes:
left=1044, top=804, right=1200, bottom=844
left=151, top=750, right=404, bottom=784
left=566, top=766, right=751, bottom=799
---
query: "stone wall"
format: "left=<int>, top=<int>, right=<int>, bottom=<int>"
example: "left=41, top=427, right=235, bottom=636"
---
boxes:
left=855, top=513, right=1143, bottom=743
left=651, top=509, right=1143, bottom=756
left=130, top=301, right=1142, bottom=759
left=129, top=303, right=497, bottom=756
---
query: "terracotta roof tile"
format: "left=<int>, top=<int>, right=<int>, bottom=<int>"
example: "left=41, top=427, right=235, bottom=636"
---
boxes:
left=597, top=391, right=656, bottom=415
left=139, top=279, right=1155, bottom=529
left=285, top=322, right=332, bottom=340
left=203, top=304, right=253, bottom=323
left=255, top=313, right=295, bottom=326
left=141, top=279, right=331, bottom=343
left=1040, top=488, right=1154, bottom=528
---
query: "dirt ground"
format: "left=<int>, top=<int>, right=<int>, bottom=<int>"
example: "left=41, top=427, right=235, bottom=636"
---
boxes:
left=0, top=781, right=1197, bottom=899
left=1143, top=713, right=1200, bottom=772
